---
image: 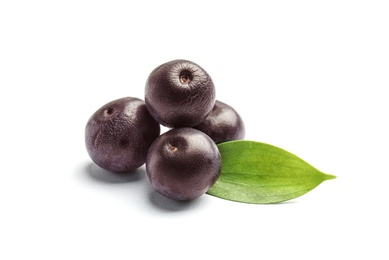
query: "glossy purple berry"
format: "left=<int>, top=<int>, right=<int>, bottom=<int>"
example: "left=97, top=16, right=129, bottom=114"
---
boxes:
left=146, top=128, right=221, bottom=200
left=85, top=97, right=160, bottom=173
left=145, top=59, right=216, bottom=128
left=194, top=100, right=245, bottom=143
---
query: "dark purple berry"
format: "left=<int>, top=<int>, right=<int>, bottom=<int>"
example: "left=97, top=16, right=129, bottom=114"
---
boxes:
left=85, top=97, right=160, bottom=173
left=146, top=128, right=221, bottom=200
left=194, top=100, right=245, bottom=143
left=145, top=59, right=216, bottom=128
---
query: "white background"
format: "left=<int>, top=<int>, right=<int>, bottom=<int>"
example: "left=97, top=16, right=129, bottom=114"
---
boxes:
left=1, top=1, right=388, bottom=259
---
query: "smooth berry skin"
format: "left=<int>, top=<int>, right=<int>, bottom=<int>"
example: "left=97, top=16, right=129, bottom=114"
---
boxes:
left=194, top=100, right=245, bottom=144
left=85, top=97, right=160, bottom=173
left=146, top=128, right=221, bottom=201
left=145, top=59, right=216, bottom=128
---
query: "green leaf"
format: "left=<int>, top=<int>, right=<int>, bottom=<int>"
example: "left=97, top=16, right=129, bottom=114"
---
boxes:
left=207, top=140, right=336, bottom=204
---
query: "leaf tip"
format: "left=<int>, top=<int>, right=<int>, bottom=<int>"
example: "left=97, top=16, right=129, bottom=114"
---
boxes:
left=323, top=173, right=337, bottom=181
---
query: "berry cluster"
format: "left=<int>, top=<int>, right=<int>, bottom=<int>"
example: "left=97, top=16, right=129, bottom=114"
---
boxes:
left=85, top=59, right=245, bottom=200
